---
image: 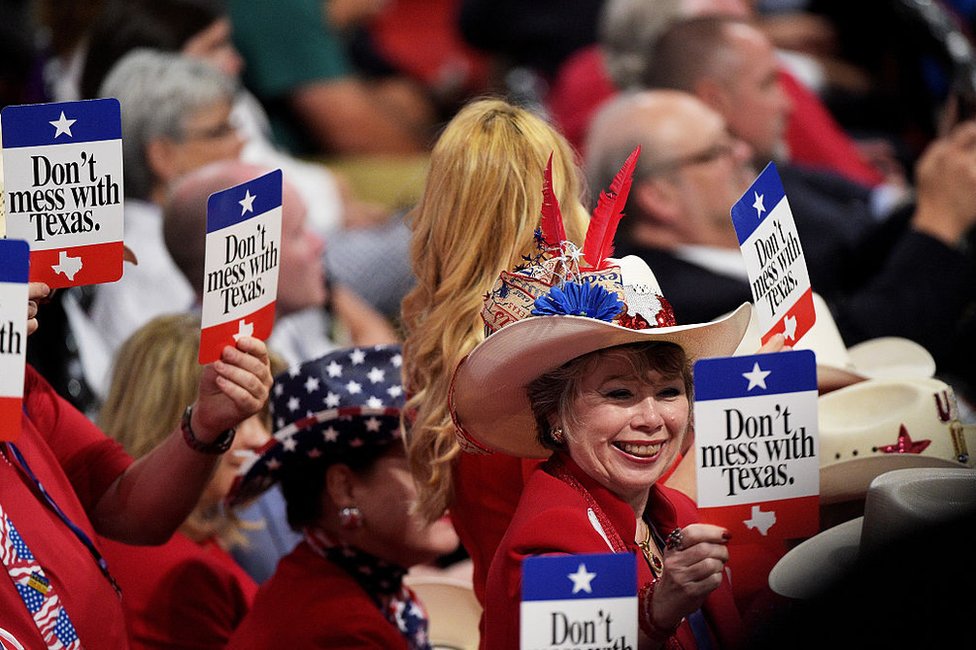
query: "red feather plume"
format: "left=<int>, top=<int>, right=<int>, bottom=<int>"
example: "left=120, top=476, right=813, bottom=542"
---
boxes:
left=539, top=153, right=566, bottom=246
left=583, top=145, right=641, bottom=269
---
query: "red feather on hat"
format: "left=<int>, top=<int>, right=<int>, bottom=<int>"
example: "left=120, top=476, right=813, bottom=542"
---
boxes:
left=539, top=153, right=566, bottom=246
left=583, top=145, right=641, bottom=270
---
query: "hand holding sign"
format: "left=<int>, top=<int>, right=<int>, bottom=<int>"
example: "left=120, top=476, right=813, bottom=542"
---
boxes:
left=192, top=335, right=273, bottom=444
left=730, top=163, right=815, bottom=346
left=198, top=170, right=282, bottom=364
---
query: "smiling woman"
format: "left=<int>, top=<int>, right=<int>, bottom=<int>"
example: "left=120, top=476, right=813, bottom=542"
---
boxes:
left=448, top=157, right=752, bottom=649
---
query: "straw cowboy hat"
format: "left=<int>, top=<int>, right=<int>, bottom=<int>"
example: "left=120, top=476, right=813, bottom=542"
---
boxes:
left=734, top=292, right=936, bottom=393
left=450, top=147, right=751, bottom=458
left=768, top=467, right=976, bottom=599
left=817, top=376, right=975, bottom=505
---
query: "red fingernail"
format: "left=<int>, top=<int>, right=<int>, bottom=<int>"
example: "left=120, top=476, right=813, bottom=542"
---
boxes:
left=722, top=531, right=732, bottom=541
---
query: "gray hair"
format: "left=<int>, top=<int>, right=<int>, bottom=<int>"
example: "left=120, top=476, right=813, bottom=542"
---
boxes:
left=599, top=0, right=683, bottom=89
left=98, top=48, right=237, bottom=200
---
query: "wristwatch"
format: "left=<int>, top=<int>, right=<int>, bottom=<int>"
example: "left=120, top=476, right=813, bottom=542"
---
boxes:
left=181, top=405, right=236, bottom=454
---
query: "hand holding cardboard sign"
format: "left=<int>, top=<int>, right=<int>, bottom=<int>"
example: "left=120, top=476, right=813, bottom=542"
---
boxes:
left=190, top=336, right=272, bottom=445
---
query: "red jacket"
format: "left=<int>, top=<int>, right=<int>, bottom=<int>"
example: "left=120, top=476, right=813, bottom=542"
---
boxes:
left=0, top=366, right=132, bottom=650
left=483, top=454, right=743, bottom=650
left=226, top=541, right=415, bottom=649
left=98, top=532, right=256, bottom=649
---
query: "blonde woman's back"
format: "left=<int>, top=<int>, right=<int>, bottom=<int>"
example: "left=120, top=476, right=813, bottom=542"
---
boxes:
left=401, top=97, right=589, bottom=606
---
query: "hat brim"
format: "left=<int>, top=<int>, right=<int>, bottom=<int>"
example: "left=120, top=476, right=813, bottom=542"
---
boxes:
left=768, top=516, right=862, bottom=599
left=225, top=406, right=401, bottom=507
left=451, top=303, right=752, bottom=458
left=820, top=454, right=971, bottom=505
left=846, top=336, right=936, bottom=380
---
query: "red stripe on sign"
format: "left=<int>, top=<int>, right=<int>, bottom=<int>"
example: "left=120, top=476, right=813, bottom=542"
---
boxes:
left=29, top=241, right=124, bottom=288
left=0, top=396, right=23, bottom=442
left=198, top=300, right=277, bottom=364
left=762, top=287, right=815, bottom=346
left=699, top=494, right=820, bottom=543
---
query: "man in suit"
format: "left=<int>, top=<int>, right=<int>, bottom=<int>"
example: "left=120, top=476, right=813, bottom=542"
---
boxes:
left=584, top=89, right=976, bottom=392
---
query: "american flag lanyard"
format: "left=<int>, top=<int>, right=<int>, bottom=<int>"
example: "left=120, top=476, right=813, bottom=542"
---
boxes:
left=0, top=502, right=83, bottom=650
left=1, top=440, right=123, bottom=649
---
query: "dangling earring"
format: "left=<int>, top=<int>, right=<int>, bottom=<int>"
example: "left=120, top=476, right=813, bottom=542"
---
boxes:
left=339, top=506, right=363, bottom=530
left=550, top=427, right=565, bottom=445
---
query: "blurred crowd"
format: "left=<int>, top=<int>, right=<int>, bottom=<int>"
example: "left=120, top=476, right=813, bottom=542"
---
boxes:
left=2, top=0, right=975, bottom=648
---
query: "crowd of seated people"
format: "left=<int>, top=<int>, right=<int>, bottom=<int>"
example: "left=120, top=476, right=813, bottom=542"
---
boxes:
left=1, top=1, right=974, bottom=647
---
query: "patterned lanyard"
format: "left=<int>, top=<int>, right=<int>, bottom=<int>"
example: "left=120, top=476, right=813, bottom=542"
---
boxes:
left=3, top=442, right=120, bottom=596
left=304, top=528, right=431, bottom=650
left=0, top=502, right=83, bottom=650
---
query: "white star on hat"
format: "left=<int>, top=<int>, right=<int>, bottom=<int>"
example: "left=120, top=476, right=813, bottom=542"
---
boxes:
left=324, top=392, right=341, bottom=408
left=349, top=349, right=366, bottom=364
left=364, top=416, right=382, bottom=431
left=304, top=376, right=320, bottom=393
left=367, top=367, right=385, bottom=384
left=326, top=361, right=343, bottom=377
left=346, top=380, right=362, bottom=394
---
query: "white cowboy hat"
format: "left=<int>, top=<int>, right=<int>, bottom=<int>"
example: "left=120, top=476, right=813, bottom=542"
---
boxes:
left=733, top=292, right=936, bottom=393
left=769, top=467, right=976, bottom=599
left=450, top=254, right=751, bottom=458
left=818, top=376, right=975, bottom=505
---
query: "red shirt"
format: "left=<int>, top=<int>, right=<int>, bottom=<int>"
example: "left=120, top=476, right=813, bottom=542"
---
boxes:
left=98, top=532, right=257, bottom=649
left=0, top=366, right=133, bottom=649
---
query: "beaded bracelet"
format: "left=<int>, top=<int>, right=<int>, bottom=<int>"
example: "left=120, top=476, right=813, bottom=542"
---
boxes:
left=639, top=580, right=681, bottom=649
left=180, top=405, right=236, bottom=454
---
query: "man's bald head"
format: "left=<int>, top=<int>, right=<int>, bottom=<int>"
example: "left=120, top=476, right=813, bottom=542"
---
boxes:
left=586, top=89, right=720, bottom=191
left=163, top=160, right=273, bottom=297
left=163, top=159, right=326, bottom=315
left=585, top=89, right=753, bottom=248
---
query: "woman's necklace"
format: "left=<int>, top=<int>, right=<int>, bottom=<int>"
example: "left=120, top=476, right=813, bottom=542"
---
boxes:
left=636, top=519, right=664, bottom=579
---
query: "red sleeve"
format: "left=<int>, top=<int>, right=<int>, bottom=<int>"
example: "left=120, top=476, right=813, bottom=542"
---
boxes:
left=24, top=365, right=133, bottom=510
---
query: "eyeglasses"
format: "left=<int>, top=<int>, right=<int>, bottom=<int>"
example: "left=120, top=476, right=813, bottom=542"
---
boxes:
left=643, top=140, right=737, bottom=176
left=181, top=119, right=239, bottom=141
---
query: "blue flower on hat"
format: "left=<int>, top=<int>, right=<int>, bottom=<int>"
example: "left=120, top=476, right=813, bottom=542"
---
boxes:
left=531, top=279, right=624, bottom=321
